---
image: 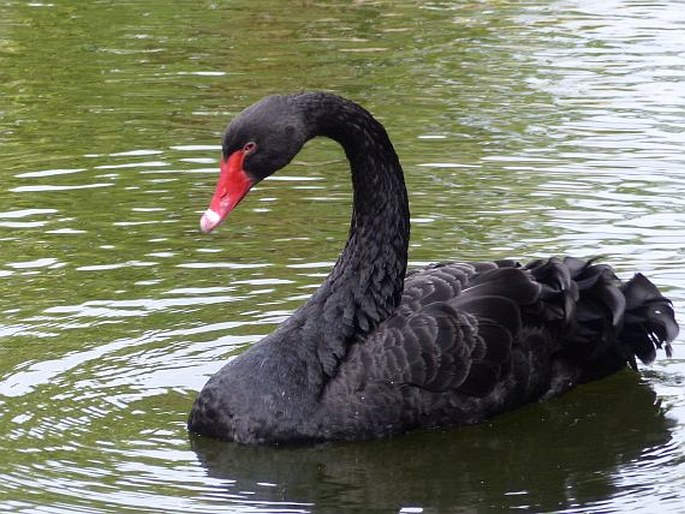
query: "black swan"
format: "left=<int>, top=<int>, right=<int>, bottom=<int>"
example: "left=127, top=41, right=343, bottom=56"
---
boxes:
left=188, top=92, right=679, bottom=445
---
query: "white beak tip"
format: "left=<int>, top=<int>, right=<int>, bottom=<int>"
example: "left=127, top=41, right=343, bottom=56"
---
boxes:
left=200, top=208, right=222, bottom=233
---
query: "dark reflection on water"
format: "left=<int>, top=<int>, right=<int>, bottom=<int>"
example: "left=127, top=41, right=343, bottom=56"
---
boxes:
left=192, top=373, right=674, bottom=513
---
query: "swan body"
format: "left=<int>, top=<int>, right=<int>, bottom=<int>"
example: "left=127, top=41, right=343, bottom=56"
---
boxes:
left=188, top=92, right=678, bottom=445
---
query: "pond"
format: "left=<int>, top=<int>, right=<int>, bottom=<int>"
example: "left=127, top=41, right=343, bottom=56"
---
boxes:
left=1, top=0, right=684, bottom=512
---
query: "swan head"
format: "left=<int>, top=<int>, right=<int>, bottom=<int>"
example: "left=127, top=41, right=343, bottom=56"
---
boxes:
left=200, top=95, right=308, bottom=233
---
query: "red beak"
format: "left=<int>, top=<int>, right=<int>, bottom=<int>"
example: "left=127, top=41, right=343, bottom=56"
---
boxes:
left=200, top=150, right=254, bottom=233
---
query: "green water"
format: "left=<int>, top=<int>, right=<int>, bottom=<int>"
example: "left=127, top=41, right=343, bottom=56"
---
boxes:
left=1, top=1, right=684, bottom=512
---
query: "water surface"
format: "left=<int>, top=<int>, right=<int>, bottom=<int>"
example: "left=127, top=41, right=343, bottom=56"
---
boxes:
left=1, top=1, right=684, bottom=512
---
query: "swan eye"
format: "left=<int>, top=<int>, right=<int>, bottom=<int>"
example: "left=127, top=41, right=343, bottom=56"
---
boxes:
left=243, top=141, right=258, bottom=155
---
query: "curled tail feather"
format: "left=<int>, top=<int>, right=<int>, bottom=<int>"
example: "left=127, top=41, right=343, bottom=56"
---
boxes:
left=523, top=257, right=678, bottom=380
left=620, top=273, right=677, bottom=368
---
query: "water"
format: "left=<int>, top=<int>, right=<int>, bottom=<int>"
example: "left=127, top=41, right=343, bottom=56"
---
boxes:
left=1, top=0, right=684, bottom=512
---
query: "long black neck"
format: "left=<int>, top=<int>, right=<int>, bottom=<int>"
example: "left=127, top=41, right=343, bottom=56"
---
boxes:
left=283, top=93, right=410, bottom=378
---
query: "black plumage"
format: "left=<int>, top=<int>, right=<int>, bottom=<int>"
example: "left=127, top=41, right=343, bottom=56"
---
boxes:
left=188, top=92, right=678, bottom=445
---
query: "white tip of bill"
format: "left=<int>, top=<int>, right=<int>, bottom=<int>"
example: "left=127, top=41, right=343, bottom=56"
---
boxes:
left=200, top=208, right=222, bottom=233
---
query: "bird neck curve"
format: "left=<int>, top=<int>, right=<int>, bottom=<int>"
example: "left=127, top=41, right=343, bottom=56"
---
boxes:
left=284, top=92, right=410, bottom=378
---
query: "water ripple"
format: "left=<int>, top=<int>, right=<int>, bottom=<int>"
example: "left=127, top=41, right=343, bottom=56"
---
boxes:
left=1, top=0, right=684, bottom=513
